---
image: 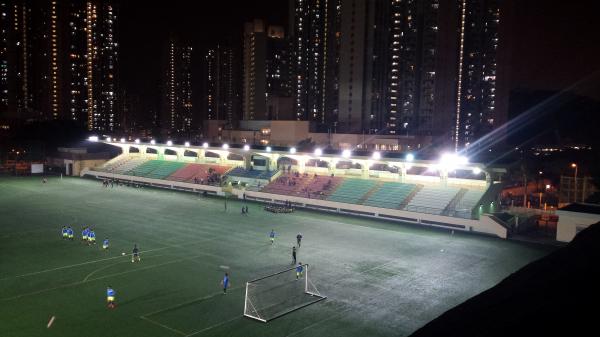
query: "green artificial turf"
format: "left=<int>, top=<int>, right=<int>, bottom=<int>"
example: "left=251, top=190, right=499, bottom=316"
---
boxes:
left=0, top=177, right=554, bottom=337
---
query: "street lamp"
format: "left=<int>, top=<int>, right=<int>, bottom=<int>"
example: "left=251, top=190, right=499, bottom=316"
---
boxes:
left=571, top=163, right=578, bottom=203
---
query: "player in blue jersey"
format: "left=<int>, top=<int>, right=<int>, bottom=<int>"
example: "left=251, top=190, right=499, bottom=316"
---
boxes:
left=296, top=263, right=304, bottom=279
left=221, top=273, right=230, bottom=294
left=67, top=226, right=74, bottom=240
left=88, top=229, right=96, bottom=244
left=82, top=227, right=89, bottom=243
left=269, top=229, right=276, bottom=244
left=102, top=238, right=109, bottom=250
left=61, top=226, right=68, bottom=239
left=106, top=286, right=116, bottom=308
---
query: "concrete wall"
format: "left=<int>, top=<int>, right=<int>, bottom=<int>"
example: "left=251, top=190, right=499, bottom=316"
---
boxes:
left=556, top=210, right=600, bottom=242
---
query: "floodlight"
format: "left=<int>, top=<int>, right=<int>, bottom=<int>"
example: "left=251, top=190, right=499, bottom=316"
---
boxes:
left=166, top=140, right=173, bottom=146
left=406, top=153, right=415, bottom=162
left=473, top=167, right=482, bottom=175
left=184, top=141, right=190, bottom=147
left=203, top=142, right=209, bottom=148
left=120, top=138, right=125, bottom=143
left=342, top=149, right=351, bottom=158
left=88, top=136, right=98, bottom=142
left=372, top=151, right=381, bottom=160
left=135, top=139, right=140, bottom=144
left=314, top=148, right=322, bottom=156
left=289, top=147, right=297, bottom=154
left=222, top=143, right=229, bottom=150
left=150, top=140, right=156, bottom=145
left=243, top=144, right=250, bottom=151
left=266, top=146, right=272, bottom=152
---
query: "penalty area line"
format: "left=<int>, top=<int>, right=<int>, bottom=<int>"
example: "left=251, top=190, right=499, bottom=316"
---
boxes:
left=139, top=316, right=186, bottom=336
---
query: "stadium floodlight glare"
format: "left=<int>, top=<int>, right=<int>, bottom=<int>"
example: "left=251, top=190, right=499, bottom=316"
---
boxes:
left=244, top=263, right=326, bottom=322
left=473, top=167, right=482, bottom=175
left=314, top=148, right=322, bottom=157
left=184, top=141, right=190, bottom=147
left=166, top=140, right=173, bottom=146
left=289, top=147, right=297, bottom=154
left=106, top=136, right=112, bottom=142
left=150, top=139, right=156, bottom=145
left=134, top=138, right=140, bottom=144
left=266, top=146, right=272, bottom=152
left=342, top=149, right=351, bottom=158
left=120, top=138, right=125, bottom=143
left=203, top=142, right=209, bottom=148
left=88, top=136, right=98, bottom=142
left=372, top=151, right=381, bottom=160
left=243, top=144, right=250, bottom=151
left=222, top=143, right=229, bottom=150
left=439, top=153, right=468, bottom=170
left=406, top=153, right=415, bottom=162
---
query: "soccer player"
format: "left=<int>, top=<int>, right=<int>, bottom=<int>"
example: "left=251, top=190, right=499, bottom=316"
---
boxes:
left=102, top=238, right=109, bottom=250
left=132, top=244, right=140, bottom=263
left=82, top=227, right=89, bottom=243
left=106, top=286, right=116, bottom=309
left=88, top=229, right=96, bottom=244
left=292, top=246, right=297, bottom=265
left=67, top=226, right=74, bottom=240
left=269, top=229, right=276, bottom=244
left=61, top=226, right=68, bottom=239
left=296, top=263, right=304, bottom=280
left=221, top=273, right=230, bottom=294
left=296, top=233, right=303, bottom=247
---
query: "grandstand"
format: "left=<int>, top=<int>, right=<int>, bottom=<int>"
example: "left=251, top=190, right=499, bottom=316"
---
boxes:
left=82, top=139, right=507, bottom=238
left=226, top=167, right=279, bottom=181
left=363, top=182, right=417, bottom=209
left=326, top=178, right=378, bottom=204
left=166, top=163, right=231, bottom=184
left=404, top=185, right=461, bottom=215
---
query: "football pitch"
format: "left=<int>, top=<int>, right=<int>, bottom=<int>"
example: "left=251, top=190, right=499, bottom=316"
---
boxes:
left=0, top=177, right=554, bottom=337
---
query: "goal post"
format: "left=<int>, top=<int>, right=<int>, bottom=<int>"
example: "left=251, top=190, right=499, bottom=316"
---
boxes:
left=244, top=263, right=326, bottom=322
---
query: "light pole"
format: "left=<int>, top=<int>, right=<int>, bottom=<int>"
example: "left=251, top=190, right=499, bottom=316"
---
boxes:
left=571, top=163, right=578, bottom=203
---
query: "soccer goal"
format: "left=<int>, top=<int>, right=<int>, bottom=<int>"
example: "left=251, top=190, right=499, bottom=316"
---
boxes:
left=244, top=264, right=326, bottom=322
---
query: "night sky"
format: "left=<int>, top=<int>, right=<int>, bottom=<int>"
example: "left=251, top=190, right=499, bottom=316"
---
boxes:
left=118, top=0, right=288, bottom=107
left=116, top=0, right=600, bottom=109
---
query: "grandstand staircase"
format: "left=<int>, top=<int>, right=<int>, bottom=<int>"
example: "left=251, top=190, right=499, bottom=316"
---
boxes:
left=442, top=188, right=468, bottom=216
left=399, top=184, right=423, bottom=210
left=357, top=182, right=385, bottom=204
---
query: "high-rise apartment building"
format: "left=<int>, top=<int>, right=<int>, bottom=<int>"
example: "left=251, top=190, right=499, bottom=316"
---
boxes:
left=290, top=0, right=341, bottom=131
left=289, top=0, right=504, bottom=150
left=243, top=20, right=292, bottom=121
left=0, top=0, right=118, bottom=132
left=204, top=44, right=240, bottom=128
left=453, top=0, right=501, bottom=150
left=164, top=39, right=193, bottom=135
left=68, top=0, right=118, bottom=132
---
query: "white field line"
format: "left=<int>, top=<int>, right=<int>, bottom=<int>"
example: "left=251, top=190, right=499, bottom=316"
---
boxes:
left=0, top=237, right=215, bottom=281
left=1, top=252, right=210, bottom=301
left=139, top=316, right=186, bottom=336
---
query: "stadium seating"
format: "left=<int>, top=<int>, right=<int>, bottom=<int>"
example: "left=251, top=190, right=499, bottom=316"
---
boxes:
left=100, top=157, right=148, bottom=174
left=262, top=173, right=342, bottom=199
left=362, top=182, right=417, bottom=209
left=226, top=167, right=279, bottom=180
left=125, top=160, right=186, bottom=180
left=404, top=185, right=461, bottom=215
left=454, top=188, right=485, bottom=213
left=327, top=178, right=378, bottom=204
left=167, top=163, right=231, bottom=184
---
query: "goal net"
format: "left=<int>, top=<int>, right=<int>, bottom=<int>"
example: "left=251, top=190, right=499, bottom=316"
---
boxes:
left=244, top=264, right=326, bottom=322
